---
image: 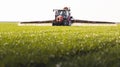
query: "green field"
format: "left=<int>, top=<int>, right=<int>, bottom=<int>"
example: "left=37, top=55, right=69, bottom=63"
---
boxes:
left=0, top=23, right=120, bottom=67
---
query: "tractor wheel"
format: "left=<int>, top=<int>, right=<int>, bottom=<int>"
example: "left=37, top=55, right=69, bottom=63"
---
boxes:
left=68, top=21, right=72, bottom=26
left=52, top=22, right=55, bottom=26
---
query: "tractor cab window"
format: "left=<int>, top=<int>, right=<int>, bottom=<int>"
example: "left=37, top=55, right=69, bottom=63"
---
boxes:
left=55, top=10, right=70, bottom=18
left=66, top=11, right=69, bottom=16
left=57, top=10, right=67, bottom=16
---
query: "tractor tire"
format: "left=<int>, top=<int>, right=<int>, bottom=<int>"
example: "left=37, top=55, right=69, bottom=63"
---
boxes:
left=68, top=21, right=72, bottom=26
left=52, top=22, right=55, bottom=26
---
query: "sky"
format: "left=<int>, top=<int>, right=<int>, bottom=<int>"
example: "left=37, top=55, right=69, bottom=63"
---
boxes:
left=0, top=0, right=120, bottom=22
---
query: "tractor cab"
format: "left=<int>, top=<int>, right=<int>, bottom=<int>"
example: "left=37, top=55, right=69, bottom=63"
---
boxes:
left=52, top=7, right=72, bottom=26
left=55, top=10, right=70, bottom=19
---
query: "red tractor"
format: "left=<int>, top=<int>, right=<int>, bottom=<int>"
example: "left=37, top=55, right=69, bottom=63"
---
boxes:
left=52, top=7, right=73, bottom=26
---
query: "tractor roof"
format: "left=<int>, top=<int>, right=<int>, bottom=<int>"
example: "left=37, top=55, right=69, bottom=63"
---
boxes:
left=53, top=9, right=70, bottom=12
left=53, top=7, right=70, bottom=11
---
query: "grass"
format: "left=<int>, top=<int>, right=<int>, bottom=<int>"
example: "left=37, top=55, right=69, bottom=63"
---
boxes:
left=0, top=22, right=120, bottom=67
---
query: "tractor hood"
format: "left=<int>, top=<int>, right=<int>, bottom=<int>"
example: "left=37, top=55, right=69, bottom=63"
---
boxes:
left=56, top=15, right=63, bottom=22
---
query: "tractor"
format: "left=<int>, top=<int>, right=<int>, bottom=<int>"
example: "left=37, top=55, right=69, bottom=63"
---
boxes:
left=19, top=7, right=116, bottom=26
left=52, top=7, right=73, bottom=26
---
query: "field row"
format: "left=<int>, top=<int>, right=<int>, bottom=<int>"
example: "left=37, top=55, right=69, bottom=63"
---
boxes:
left=0, top=23, right=120, bottom=67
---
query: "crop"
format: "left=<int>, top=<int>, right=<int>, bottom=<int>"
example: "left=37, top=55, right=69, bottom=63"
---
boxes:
left=0, top=23, right=120, bottom=67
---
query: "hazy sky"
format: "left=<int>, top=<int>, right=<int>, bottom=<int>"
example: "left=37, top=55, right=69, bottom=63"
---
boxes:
left=0, top=0, right=120, bottom=22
